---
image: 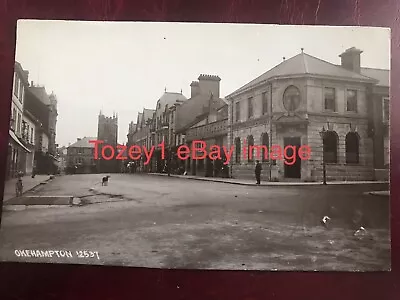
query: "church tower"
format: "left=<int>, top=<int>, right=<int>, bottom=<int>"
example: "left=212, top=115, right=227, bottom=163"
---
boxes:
left=97, top=111, right=119, bottom=173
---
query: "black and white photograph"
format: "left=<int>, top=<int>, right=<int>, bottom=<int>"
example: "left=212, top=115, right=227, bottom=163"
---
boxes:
left=0, top=21, right=390, bottom=271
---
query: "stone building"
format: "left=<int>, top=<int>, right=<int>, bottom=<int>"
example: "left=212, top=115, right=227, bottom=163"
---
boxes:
left=150, top=91, right=187, bottom=173
left=21, top=109, right=40, bottom=175
left=126, top=108, right=156, bottom=172
left=6, top=62, right=31, bottom=179
left=176, top=75, right=228, bottom=176
left=66, top=137, right=97, bottom=174
left=226, top=47, right=389, bottom=182
left=25, top=84, right=58, bottom=175
left=56, top=146, right=68, bottom=174
left=97, top=112, right=119, bottom=173
left=126, top=91, right=186, bottom=173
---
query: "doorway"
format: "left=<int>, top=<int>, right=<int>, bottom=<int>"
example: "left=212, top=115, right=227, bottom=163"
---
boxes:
left=283, top=137, right=301, bottom=179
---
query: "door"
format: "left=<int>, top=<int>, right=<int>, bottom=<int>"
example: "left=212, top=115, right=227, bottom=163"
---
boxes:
left=284, top=137, right=301, bottom=179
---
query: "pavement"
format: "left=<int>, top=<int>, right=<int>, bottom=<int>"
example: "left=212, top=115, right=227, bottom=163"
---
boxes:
left=2, top=175, right=52, bottom=202
left=0, top=173, right=391, bottom=271
left=148, top=172, right=389, bottom=186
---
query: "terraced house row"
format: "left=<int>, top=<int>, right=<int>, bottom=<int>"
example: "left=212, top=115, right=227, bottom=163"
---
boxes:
left=127, top=47, right=389, bottom=182
left=6, top=61, right=59, bottom=179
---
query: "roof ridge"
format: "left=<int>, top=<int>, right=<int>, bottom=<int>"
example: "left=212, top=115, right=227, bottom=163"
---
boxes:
left=303, top=52, right=373, bottom=80
left=228, top=53, right=304, bottom=96
left=301, top=53, right=309, bottom=74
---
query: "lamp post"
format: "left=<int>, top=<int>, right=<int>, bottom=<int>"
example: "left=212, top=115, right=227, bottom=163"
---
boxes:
left=162, top=124, right=171, bottom=177
left=319, top=127, right=327, bottom=185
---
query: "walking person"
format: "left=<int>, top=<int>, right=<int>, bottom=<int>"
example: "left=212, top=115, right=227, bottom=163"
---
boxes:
left=255, top=160, right=262, bottom=185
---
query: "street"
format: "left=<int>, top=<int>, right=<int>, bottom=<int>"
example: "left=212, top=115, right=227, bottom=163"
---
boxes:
left=0, top=174, right=390, bottom=271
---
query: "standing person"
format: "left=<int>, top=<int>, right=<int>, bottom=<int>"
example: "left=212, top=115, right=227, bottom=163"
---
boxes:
left=255, top=160, right=262, bottom=185
left=16, top=172, right=23, bottom=197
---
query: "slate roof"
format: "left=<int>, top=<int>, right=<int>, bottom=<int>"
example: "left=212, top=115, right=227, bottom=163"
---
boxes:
left=228, top=52, right=378, bottom=97
left=29, top=86, right=51, bottom=105
left=155, top=92, right=187, bottom=117
left=360, top=67, right=389, bottom=87
left=15, top=61, right=30, bottom=85
left=142, top=108, right=155, bottom=124
left=68, top=137, right=97, bottom=148
left=175, top=93, right=226, bottom=132
left=137, top=113, right=143, bottom=126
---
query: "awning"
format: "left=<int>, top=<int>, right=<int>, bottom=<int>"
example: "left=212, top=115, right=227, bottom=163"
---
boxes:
left=9, top=130, right=31, bottom=153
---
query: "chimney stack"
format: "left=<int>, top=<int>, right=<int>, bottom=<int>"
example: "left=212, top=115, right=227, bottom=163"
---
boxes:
left=339, top=47, right=363, bottom=73
left=197, top=74, right=221, bottom=98
left=190, top=81, right=200, bottom=98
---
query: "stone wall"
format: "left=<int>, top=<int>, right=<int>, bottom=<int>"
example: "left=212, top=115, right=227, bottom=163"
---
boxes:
left=307, top=115, right=374, bottom=181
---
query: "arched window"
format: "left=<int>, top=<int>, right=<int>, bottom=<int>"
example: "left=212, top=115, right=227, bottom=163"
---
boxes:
left=323, top=131, right=338, bottom=163
left=247, top=135, right=254, bottom=162
left=261, top=133, right=269, bottom=162
left=346, top=132, right=359, bottom=164
left=235, top=137, right=241, bottom=163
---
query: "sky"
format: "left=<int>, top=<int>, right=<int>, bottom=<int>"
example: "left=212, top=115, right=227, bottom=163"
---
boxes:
left=15, top=21, right=390, bottom=147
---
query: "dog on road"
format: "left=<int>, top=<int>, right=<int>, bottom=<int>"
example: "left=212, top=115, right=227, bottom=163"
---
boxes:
left=101, top=175, right=110, bottom=186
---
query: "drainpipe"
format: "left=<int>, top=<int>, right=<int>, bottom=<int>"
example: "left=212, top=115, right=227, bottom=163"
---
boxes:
left=229, top=98, right=233, bottom=178
left=269, top=82, right=273, bottom=181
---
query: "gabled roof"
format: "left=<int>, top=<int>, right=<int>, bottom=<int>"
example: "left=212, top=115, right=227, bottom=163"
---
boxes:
left=68, top=137, right=97, bottom=148
left=137, top=112, right=143, bottom=126
left=228, top=52, right=378, bottom=97
left=360, top=67, right=389, bottom=87
left=142, top=108, right=155, bottom=123
left=175, top=93, right=226, bottom=132
left=14, top=61, right=30, bottom=85
left=29, top=86, right=51, bottom=105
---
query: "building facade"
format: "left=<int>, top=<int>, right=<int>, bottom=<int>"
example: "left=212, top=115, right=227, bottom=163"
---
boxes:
left=66, top=137, right=97, bottom=174
left=21, top=109, right=40, bottom=175
left=6, top=62, right=32, bottom=179
left=226, top=47, right=389, bottom=181
left=25, top=83, right=59, bottom=175
left=57, top=146, right=68, bottom=174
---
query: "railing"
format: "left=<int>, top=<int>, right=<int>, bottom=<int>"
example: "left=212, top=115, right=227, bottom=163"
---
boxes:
left=186, top=119, right=228, bottom=142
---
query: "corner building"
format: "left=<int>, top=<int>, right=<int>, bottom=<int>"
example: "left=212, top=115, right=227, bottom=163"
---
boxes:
left=226, top=47, right=389, bottom=182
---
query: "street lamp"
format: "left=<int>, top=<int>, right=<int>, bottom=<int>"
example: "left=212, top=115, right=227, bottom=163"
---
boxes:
left=319, top=126, right=327, bottom=185
left=162, top=124, right=171, bottom=177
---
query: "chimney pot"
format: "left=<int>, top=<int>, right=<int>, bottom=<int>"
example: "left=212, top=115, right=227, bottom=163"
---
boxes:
left=339, top=47, right=363, bottom=73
